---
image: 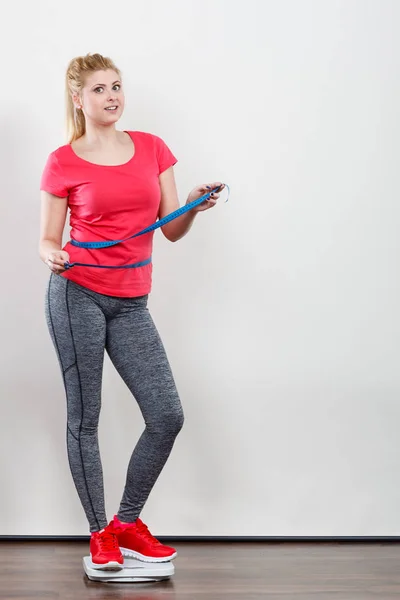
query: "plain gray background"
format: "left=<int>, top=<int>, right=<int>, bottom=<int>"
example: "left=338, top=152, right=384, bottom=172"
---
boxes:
left=0, top=0, right=399, bottom=535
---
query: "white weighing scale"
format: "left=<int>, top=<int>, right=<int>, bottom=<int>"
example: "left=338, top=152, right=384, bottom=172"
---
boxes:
left=83, top=555, right=175, bottom=583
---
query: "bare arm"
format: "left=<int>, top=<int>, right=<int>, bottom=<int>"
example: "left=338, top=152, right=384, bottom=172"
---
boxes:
left=39, top=190, right=70, bottom=273
left=158, top=166, right=196, bottom=242
left=158, top=167, right=224, bottom=242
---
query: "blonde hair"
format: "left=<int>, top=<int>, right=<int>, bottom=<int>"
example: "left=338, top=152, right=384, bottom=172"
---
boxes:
left=65, top=53, right=122, bottom=144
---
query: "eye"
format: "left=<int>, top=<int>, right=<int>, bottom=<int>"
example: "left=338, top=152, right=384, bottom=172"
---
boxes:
left=94, top=84, right=121, bottom=93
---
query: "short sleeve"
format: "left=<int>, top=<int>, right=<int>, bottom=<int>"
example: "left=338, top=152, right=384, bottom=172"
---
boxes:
left=153, top=135, right=178, bottom=175
left=40, top=151, right=69, bottom=197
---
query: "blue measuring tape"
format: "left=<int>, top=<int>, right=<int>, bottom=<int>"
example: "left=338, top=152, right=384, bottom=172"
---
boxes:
left=64, top=184, right=230, bottom=269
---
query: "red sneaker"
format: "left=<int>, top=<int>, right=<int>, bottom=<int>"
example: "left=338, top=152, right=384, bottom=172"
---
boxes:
left=89, top=527, right=124, bottom=570
left=110, top=515, right=178, bottom=563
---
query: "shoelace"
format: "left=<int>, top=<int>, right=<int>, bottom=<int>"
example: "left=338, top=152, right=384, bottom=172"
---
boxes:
left=134, top=519, right=161, bottom=545
left=97, top=530, right=120, bottom=551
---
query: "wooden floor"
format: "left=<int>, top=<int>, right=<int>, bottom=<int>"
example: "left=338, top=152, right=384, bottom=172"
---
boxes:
left=1, top=541, right=400, bottom=599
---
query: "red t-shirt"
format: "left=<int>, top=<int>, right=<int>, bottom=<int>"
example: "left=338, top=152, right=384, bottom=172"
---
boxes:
left=40, top=130, right=178, bottom=297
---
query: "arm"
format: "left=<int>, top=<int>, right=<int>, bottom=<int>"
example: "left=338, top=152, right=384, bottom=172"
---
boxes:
left=158, top=166, right=196, bottom=242
left=39, top=190, right=70, bottom=273
left=158, top=167, right=224, bottom=243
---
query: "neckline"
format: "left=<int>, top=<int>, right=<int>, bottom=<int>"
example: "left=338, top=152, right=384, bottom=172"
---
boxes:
left=68, top=130, right=137, bottom=167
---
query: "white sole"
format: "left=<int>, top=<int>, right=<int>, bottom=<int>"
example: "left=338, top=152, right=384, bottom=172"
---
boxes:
left=83, top=555, right=175, bottom=582
left=119, top=547, right=177, bottom=563
left=89, top=555, right=124, bottom=571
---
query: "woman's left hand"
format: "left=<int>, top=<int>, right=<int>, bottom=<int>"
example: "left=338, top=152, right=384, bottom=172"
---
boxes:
left=186, top=183, right=225, bottom=212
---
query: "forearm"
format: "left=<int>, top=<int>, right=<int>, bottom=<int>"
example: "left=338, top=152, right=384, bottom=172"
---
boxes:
left=39, top=238, right=62, bottom=263
left=162, top=209, right=198, bottom=242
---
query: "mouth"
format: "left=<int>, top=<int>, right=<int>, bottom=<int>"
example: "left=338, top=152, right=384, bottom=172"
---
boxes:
left=105, top=106, right=118, bottom=111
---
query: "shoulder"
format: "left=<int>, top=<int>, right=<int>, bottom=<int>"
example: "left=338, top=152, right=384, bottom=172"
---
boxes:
left=126, top=130, right=158, bottom=139
left=126, top=130, right=166, bottom=147
left=45, top=144, right=71, bottom=164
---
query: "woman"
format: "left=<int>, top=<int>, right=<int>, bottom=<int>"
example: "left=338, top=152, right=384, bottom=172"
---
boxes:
left=39, top=52, right=224, bottom=570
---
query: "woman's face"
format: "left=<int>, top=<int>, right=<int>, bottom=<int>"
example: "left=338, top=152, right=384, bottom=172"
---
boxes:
left=74, top=69, right=125, bottom=125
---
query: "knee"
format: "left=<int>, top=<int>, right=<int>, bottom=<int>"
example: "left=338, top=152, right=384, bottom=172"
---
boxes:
left=67, top=416, right=100, bottom=438
left=173, top=408, right=185, bottom=433
left=148, top=407, right=184, bottom=437
left=163, top=407, right=185, bottom=435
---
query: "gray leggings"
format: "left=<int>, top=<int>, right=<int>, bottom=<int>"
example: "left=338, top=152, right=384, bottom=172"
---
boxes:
left=44, top=273, right=184, bottom=533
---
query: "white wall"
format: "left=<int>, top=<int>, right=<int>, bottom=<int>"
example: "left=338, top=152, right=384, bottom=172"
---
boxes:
left=1, top=0, right=399, bottom=536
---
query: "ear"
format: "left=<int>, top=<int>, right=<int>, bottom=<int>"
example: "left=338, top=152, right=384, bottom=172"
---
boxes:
left=71, top=93, right=82, bottom=109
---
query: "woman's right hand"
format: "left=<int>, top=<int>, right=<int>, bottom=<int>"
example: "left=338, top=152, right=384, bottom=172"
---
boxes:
left=45, top=250, right=70, bottom=274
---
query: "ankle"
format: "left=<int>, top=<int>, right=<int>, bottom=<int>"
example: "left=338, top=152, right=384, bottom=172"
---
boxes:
left=91, top=528, right=106, bottom=535
left=118, top=519, right=135, bottom=525
left=116, top=516, right=137, bottom=525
